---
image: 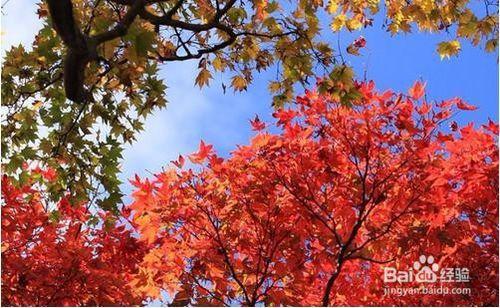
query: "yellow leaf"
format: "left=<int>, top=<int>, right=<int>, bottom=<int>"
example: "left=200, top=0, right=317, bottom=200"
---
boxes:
left=268, top=81, right=281, bottom=93
left=327, top=0, right=338, bottom=14
left=195, top=69, right=212, bottom=88
left=13, top=113, right=23, bottom=121
left=36, top=56, right=46, bottom=64
left=346, top=45, right=359, bottom=55
left=331, top=14, right=346, bottom=32
left=437, top=40, right=461, bottom=59
left=231, top=75, right=247, bottom=92
left=212, top=56, right=225, bottom=71
left=485, top=39, right=498, bottom=53
left=346, top=18, right=363, bottom=31
left=457, top=20, right=477, bottom=39
left=330, top=65, right=354, bottom=85
left=108, top=78, right=121, bottom=89
left=32, top=100, right=43, bottom=110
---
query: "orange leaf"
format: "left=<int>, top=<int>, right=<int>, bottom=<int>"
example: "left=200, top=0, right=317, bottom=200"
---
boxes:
left=408, top=80, right=426, bottom=100
left=250, top=114, right=266, bottom=131
left=456, top=99, right=478, bottom=111
left=188, top=140, right=214, bottom=164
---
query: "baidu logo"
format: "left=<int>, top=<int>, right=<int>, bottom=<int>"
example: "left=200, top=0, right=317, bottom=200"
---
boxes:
left=383, top=254, right=469, bottom=284
left=383, top=254, right=472, bottom=297
left=413, top=255, right=439, bottom=283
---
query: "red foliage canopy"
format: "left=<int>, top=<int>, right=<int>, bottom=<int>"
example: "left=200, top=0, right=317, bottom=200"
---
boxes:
left=1, top=81, right=497, bottom=306
left=1, top=169, right=145, bottom=306
left=129, top=81, right=498, bottom=306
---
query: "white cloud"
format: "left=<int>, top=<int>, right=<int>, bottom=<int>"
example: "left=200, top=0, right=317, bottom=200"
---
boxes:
left=1, top=0, right=42, bottom=54
left=119, top=60, right=270, bottom=195
left=0, top=1, right=270, bottom=197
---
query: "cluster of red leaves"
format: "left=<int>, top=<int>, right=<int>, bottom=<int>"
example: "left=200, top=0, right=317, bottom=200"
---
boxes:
left=1, top=170, right=145, bottom=306
left=129, top=81, right=498, bottom=306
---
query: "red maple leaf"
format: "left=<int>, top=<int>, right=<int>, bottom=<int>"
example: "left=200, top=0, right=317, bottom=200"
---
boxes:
left=456, top=99, right=478, bottom=110
left=408, top=80, right=426, bottom=100
left=250, top=115, right=266, bottom=131
left=189, top=140, right=214, bottom=164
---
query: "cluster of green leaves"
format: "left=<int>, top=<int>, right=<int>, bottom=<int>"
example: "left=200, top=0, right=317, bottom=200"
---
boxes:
left=1, top=0, right=497, bottom=213
left=1, top=22, right=166, bottom=211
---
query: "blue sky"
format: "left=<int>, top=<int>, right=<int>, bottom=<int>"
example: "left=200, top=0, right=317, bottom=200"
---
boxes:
left=2, top=1, right=498, bottom=202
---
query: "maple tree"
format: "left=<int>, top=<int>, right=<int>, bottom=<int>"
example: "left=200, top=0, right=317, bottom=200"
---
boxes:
left=2, top=0, right=498, bottom=212
left=1, top=167, right=145, bottom=306
left=1, top=0, right=497, bottom=304
left=129, top=81, right=498, bottom=306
